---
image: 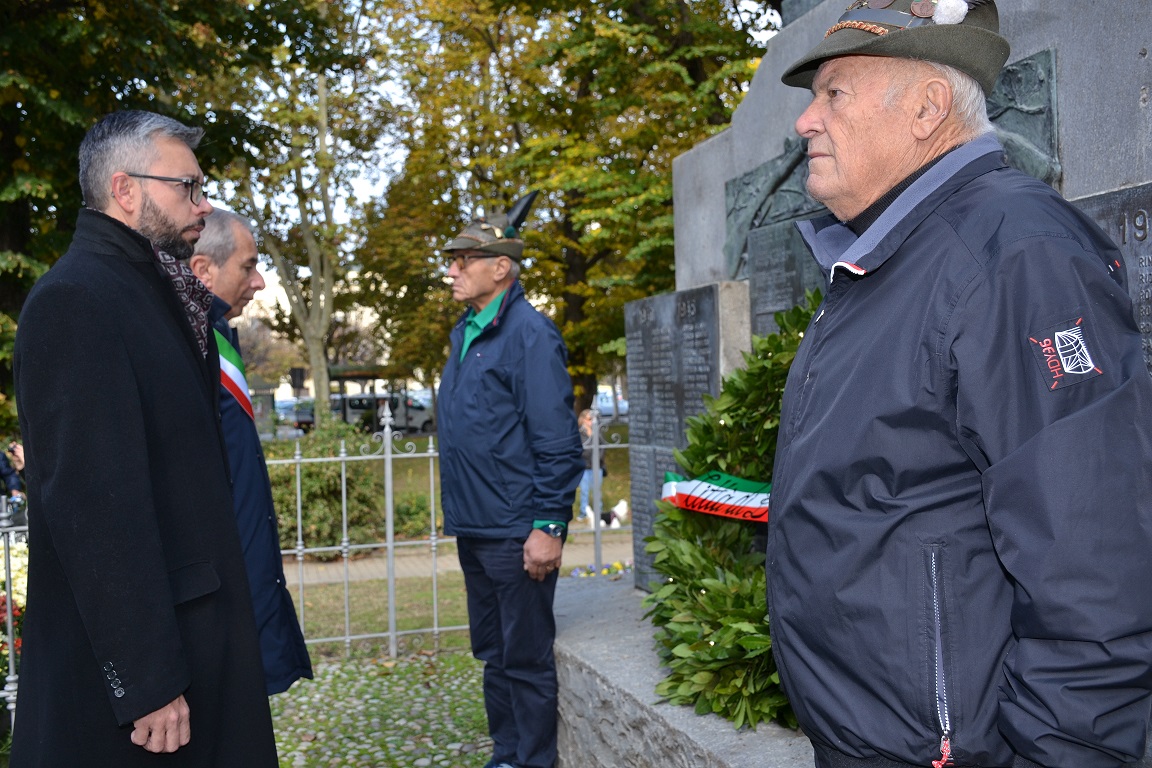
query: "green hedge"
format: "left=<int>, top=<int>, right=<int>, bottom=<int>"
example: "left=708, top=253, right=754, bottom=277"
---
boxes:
left=262, top=421, right=437, bottom=558
left=643, top=291, right=821, bottom=730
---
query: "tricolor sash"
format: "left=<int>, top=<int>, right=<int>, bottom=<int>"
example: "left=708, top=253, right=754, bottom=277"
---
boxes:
left=214, top=328, right=254, bottom=421
left=661, top=471, right=770, bottom=522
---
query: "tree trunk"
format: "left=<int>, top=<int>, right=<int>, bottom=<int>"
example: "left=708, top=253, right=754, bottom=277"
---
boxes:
left=559, top=205, right=597, bottom=414
left=304, top=331, right=330, bottom=423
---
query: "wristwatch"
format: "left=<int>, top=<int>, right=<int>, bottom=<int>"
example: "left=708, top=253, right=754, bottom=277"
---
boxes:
left=539, top=523, right=565, bottom=538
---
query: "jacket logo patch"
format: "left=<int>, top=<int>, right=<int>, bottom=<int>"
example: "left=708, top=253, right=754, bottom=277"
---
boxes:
left=1028, top=317, right=1102, bottom=391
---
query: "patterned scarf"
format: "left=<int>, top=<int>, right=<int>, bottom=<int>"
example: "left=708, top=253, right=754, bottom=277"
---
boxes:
left=153, top=248, right=213, bottom=357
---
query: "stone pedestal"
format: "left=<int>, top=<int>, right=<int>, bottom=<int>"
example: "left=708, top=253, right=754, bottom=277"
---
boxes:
left=554, top=577, right=812, bottom=768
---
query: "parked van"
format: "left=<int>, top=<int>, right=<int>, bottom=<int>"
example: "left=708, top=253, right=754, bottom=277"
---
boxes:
left=329, top=393, right=435, bottom=433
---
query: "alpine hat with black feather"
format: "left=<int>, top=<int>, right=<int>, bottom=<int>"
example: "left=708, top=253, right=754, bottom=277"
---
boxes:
left=780, top=0, right=1010, bottom=97
left=442, top=191, right=540, bottom=262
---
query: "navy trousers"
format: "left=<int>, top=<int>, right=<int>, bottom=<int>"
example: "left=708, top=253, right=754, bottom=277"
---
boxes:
left=457, top=536, right=560, bottom=768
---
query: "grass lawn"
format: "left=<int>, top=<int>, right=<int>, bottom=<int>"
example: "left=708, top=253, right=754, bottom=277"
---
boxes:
left=298, top=573, right=473, bottom=659
left=271, top=650, right=491, bottom=768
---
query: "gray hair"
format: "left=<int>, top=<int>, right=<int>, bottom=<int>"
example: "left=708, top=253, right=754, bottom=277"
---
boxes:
left=884, top=60, right=993, bottom=140
left=924, top=61, right=994, bottom=138
left=507, top=258, right=522, bottom=280
left=79, top=110, right=204, bottom=211
left=195, top=209, right=257, bottom=267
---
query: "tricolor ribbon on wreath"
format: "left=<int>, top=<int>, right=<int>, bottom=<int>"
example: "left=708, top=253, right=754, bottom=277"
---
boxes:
left=215, top=328, right=254, bottom=421
left=660, top=470, right=770, bottom=523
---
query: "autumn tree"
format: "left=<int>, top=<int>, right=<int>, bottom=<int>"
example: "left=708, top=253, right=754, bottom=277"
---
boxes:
left=0, top=0, right=325, bottom=432
left=187, top=0, right=394, bottom=413
left=364, top=0, right=776, bottom=409
left=234, top=310, right=307, bottom=389
left=355, top=187, right=458, bottom=398
left=517, top=0, right=772, bottom=406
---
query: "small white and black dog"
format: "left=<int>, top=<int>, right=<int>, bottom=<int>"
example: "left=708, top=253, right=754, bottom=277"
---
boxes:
left=584, top=499, right=630, bottom=529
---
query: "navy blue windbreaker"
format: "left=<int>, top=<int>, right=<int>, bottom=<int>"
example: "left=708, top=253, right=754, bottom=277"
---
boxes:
left=767, top=134, right=1152, bottom=768
left=211, top=302, right=313, bottom=695
left=437, top=281, right=583, bottom=538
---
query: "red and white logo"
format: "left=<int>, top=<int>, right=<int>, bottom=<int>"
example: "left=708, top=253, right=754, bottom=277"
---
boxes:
left=1028, top=317, right=1103, bottom=391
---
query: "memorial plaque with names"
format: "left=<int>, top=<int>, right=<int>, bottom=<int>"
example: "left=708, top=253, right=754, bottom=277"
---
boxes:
left=627, top=445, right=681, bottom=590
left=625, top=285, right=724, bottom=588
left=625, top=285, right=721, bottom=448
left=1074, top=182, right=1152, bottom=373
left=747, top=220, right=826, bottom=336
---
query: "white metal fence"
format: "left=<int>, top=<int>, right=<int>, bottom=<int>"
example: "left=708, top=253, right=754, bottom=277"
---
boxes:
left=272, top=406, right=630, bottom=657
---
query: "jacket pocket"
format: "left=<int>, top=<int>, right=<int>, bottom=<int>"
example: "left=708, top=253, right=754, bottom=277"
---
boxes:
left=168, top=561, right=221, bottom=605
left=924, top=543, right=955, bottom=767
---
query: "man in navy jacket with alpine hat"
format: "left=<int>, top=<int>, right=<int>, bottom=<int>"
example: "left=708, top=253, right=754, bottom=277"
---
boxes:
left=436, top=193, right=584, bottom=768
left=768, top=2, right=1152, bottom=767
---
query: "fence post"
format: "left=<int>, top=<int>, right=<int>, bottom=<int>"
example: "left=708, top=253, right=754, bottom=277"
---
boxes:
left=426, top=434, right=442, bottom=651
left=339, top=439, right=352, bottom=657
left=591, top=409, right=604, bottom=571
left=293, top=440, right=306, bottom=630
left=1, top=495, right=20, bottom=727
left=382, top=403, right=398, bottom=658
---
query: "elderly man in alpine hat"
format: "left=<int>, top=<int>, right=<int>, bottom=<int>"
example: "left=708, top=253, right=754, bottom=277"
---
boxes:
left=766, top=2, right=1152, bottom=767
left=436, top=194, right=584, bottom=768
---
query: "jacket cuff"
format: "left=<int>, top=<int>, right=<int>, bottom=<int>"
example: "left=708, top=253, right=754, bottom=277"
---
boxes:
left=538, top=509, right=572, bottom=526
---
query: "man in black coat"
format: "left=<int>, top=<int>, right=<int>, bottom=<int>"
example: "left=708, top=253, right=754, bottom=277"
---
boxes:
left=189, top=208, right=313, bottom=695
left=12, top=111, right=278, bottom=766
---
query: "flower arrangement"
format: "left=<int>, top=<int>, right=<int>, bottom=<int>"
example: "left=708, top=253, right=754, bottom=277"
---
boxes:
left=567, top=560, right=632, bottom=578
left=641, top=291, right=821, bottom=730
left=0, top=593, right=22, bottom=662
left=0, top=540, right=28, bottom=664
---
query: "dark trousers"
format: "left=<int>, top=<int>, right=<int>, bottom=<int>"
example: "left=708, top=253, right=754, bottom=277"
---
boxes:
left=457, top=536, right=560, bottom=768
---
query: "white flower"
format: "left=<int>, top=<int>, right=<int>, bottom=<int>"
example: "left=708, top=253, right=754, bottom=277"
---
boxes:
left=1, top=541, right=28, bottom=606
left=10, top=542, right=28, bottom=605
left=933, top=0, right=969, bottom=25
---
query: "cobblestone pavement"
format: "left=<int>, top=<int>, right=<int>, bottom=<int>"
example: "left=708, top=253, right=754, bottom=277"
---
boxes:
left=285, top=527, right=636, bottom=585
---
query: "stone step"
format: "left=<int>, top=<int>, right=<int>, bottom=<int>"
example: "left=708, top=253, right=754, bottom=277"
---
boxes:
left=554, top=577, right=812, bottom=768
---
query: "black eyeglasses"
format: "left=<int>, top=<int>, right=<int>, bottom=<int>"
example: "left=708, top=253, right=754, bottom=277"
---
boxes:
left=126, top=173, right=207, bottom=205
left=445, top=251, right=496, bottom=270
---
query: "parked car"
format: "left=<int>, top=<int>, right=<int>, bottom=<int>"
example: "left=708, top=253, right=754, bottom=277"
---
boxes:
left=330, top=393, right=435, bottom=433
left=594, top=391, right=628, bottom=418
left=408, top=388, right=433, bottom=409
left=291, top=399, right=315, bottom=432
left=274, top=398, right=298, bottom=421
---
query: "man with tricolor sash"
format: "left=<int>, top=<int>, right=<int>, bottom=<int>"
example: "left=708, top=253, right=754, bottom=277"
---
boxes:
left=190, top=208, right=313, bottom=695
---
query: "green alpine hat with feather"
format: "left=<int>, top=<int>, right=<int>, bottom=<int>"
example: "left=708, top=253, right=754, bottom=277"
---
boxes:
left=442, top=191, right=540, bottom=262
left=781, top=0, right=1009, bottom=96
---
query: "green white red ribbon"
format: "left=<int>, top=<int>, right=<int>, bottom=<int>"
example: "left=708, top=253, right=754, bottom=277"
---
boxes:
left=661, top=471, right=770, bottom=522
left=214, top=329, right=253, bottom=421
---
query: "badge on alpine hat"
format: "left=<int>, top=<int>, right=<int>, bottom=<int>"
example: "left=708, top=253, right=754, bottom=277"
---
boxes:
left=780, top=0, right=1010, bottom=97
left=1028, top=317, right=1104, bottom=391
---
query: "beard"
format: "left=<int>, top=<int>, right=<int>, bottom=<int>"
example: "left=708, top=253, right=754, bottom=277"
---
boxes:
left=137, top=193, right=201, bottom=260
